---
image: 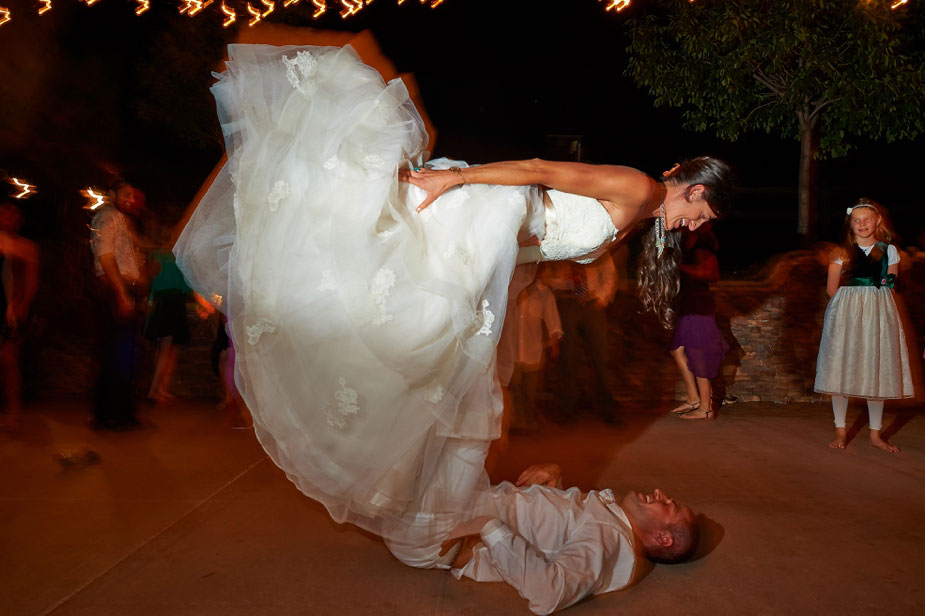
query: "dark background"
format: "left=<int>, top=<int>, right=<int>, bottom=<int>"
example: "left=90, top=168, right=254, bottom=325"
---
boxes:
left=2, top=0, right=924, bottom=274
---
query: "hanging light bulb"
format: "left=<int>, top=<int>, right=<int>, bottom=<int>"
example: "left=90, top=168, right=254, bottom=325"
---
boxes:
left=246, top=2, right=262, bottom=26
left=82, top=188, right=107, bottom=211
left=10, top=178, right=36, bottom=199
left=221, top=1, right=236, bottom=26
left=600, top=0, right=631, bottom=13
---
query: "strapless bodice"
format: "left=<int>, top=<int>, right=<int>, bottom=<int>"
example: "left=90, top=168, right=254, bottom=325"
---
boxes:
left=518, top=189, right=619, bottom=264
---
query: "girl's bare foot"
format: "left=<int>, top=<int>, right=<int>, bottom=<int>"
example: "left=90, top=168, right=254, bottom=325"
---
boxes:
left=829, top=427, right=846, bottom=449
left=869, top=430, right=899, bottom=453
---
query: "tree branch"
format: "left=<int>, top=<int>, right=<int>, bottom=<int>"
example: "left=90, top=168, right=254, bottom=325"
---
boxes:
left=752, top=67, right=787, bottom=97
left=808, top=97, right=837, bottom=122
left=743, top=98, right=779, bottom=123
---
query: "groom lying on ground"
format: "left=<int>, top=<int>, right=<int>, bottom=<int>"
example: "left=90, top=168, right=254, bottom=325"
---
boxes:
left=437, top=463, right=700, bottom=615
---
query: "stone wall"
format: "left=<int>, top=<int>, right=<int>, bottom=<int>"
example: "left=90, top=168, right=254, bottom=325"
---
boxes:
left=22, top=248, right=925, bottom=406
left=677, top=249, right=925, bottom=403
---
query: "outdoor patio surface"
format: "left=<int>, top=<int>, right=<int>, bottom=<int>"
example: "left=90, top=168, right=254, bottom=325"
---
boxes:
left=2, top=398, right=923, bottom=615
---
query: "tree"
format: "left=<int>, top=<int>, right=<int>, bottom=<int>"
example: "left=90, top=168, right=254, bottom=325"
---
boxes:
left=625, top=0, right=925, bottom=239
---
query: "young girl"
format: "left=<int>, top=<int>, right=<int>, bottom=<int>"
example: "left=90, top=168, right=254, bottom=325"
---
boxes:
left=814, top=199, right=914, bottom=453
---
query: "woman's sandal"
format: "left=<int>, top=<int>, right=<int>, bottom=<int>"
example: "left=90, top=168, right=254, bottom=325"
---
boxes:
left=680, top=408, right=715, bottom=420
left=670, top=400, right=700, bottom=414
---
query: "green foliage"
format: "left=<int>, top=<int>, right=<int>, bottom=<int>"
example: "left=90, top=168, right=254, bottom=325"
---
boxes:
left=625, top=0, right=925, bottom=158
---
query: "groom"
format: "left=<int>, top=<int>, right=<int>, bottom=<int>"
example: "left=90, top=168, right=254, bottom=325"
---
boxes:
left=389, top=463, right=700, bottom=615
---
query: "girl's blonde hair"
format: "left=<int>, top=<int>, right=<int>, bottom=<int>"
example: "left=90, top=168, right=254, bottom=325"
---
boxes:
left=839, top=198, right=894, bottom=270
left=843, top=198, right=893, bottom=245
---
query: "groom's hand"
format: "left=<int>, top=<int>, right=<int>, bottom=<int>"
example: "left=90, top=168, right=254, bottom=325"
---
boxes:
left=516, top=463, right=562, bottom=488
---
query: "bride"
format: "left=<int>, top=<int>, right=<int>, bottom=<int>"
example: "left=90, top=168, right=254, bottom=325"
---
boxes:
left=174, top=43, right=733, bottom=567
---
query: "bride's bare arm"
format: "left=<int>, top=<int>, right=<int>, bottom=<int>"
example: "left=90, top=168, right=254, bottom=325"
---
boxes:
left=398, top=159, right=655, bottom=213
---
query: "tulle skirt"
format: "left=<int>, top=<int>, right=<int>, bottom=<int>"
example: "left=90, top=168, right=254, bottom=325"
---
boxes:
left=814, top=286, right=914, bottom=399
left=173, top=44, right=545, bottom=556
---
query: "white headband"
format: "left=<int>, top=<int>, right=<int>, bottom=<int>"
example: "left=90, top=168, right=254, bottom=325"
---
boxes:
left=846, top=203, right=878, bottom=215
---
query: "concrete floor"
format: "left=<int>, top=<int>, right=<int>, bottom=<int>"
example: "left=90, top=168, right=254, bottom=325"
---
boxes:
left=2, top=398, right=924, bottom=616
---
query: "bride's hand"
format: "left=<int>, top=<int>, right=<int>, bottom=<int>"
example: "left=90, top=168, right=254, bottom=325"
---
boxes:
left=398, top=167, right=459, bottom=212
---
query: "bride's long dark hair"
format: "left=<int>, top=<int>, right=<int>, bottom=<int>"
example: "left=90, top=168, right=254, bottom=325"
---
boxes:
left=637, top=156, right=734, bottom=329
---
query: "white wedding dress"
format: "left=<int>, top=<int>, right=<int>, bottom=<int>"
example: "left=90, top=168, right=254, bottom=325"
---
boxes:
left=174, top=44, right=617, bottom=561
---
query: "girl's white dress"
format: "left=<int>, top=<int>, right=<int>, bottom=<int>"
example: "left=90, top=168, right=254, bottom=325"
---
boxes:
left=814, top=243, right=914, bottom=399
left=174, top=44, right=617, bottom=557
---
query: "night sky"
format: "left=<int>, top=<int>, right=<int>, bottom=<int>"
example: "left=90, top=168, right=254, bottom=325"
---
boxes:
left=2, top=0, right=924, bottom=270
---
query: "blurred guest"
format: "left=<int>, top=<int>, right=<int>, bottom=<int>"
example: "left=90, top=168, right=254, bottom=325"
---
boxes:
left=544, top=252, right=620, bottom=423
left=0, top=202, right=39, bottom=429
left=505, top=269, right=563, bottom=433
left=145, top=222, right=200, bottom=403
left=212, top=313, right=250, bottom=428
left=668, top=224, right=728, bottom=420
left=89, top=180, right=146, bottom=430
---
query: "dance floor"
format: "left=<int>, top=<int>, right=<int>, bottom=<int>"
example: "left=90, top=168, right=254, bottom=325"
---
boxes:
left=2, top=398, right=923, bottom=615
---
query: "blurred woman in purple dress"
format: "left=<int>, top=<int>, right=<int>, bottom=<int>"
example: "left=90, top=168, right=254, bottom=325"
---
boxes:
left=668, top=224, right=728, bottom=420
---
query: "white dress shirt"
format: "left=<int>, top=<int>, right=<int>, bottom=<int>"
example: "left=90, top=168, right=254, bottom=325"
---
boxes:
left=90, top=205, right=143, bottom=281
left=454, top=482, right=637, bottom=615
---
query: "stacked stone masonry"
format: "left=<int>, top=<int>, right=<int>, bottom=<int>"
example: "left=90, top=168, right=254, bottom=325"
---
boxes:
left=26, top=249, right=925, bottom=407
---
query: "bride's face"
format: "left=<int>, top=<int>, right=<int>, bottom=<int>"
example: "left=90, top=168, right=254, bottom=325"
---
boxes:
left=664, top=184, right=716, bottom=231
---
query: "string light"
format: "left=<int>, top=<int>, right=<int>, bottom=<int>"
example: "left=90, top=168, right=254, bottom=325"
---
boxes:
left=600, top=0, right=631, bottom=12
left=81, top=188, right=107, bottom=211
left=0, top=1, right=908, bottom=36
left=246, top=2, right=262, bottom=26
left=0, top=0, right=469, bottom=29
left=340, top=0, right=361, bottom=18
left=221, top=1, right=236, bottom=26
left=189, top=0, right=213, bottom=16
left=10, top=178, right=35, bottom=199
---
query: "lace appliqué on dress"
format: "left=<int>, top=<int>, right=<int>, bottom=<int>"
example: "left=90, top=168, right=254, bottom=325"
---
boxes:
left=283, top=51, right=319, bottom=98
left=325, top=377, right=360, bottom=430
left=368, top=92, right=400, bottom=125
left=266, top=180, right=290, bottom=212
left=370, top=268, right=397, bottom=326
left=441, top=189, right=470, bottom=210
left=363, top=154, right=384, bottom=169
left=427, top=384, right=445, bottom=404
left=473, top=300, right=495, bottom=336
left=444, top=242, right=470, bottom=265
left=318, top=269, right=336, bottom=292
left=246, top=318, right=277, bottom=345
